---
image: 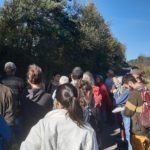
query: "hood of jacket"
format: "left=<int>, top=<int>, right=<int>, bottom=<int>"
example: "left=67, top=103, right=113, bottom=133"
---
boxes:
left=26, top=88, right=45, bottom=102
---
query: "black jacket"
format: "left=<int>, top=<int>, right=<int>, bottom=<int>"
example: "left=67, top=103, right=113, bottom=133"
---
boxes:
left=21, top=88, right=53, bottom=137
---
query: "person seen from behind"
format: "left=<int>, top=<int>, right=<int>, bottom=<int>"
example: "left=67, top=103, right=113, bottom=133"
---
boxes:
left=1, top=62, right=24, bottom=139
left=1, top=62, right=24, bottom=115
left=46, top=72, right=61, bottom=95
left=95, top=75, right=112, bottom=123
left=71, top=66, right=83, bottom=87
left=82, top=71, right=102, bottom=108
left=21, top=64, right=53, bottom=139
left=82, top=71, right=103, bottom=149
left=20, top=83, right=99, bottom=150
left=52, top=75, right=69, bottom=100
left=105, top=69, right=114, bottom=93
left=112, top=76, right=132, bottom=150
left=1, top=62, right=24, bottom=143
left=52, top=75, right=69, bottom=109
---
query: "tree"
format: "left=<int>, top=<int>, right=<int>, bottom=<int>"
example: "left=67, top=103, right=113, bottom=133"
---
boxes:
left=0, top=0, right=126, bottom=77
left=73, top=2, right=126, bottom=73
left=0, top=0, right=80, bottom=76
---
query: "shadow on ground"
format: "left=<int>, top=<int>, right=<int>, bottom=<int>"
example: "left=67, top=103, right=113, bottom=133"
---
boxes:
left=101, top=122, right=128, bottom=150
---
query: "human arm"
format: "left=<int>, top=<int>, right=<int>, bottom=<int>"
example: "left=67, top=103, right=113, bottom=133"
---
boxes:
left=84, top=130, right=99, bottom=150
left=124, top=91, right=140, bottom=117
left=113, top=89, right=130, bottom=106
left=20, top=120, right=42, bottom=150
left=4, top=88, right=14, bottom=126
left=93, top=86, right=102, bottom=107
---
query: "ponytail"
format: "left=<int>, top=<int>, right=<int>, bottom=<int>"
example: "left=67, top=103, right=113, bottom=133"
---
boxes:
left=67, top=96, right=84, bottom=127
left=55, top=84, right=84, bottom=127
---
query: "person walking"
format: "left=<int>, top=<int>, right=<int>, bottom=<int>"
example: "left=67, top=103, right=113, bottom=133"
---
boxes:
left=1, top=62, right=24, bottom=114
left=112, top=76, right=132, bottom=150
left=21, top=64, right=53, bottom=139
left=1, top=62, right=24, bottom=143
left=20, top=83, right=99, bottom=150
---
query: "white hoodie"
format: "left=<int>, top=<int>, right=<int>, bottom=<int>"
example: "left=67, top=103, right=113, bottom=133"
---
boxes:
left=20, top=109, right=99, bottom=150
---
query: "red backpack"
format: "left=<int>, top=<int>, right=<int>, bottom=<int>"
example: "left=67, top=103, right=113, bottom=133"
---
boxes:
left=140, top=89, right=150, bottom=128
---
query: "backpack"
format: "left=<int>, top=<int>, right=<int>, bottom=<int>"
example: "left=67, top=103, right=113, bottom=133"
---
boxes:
left=140, top=89, right=150, bottom=128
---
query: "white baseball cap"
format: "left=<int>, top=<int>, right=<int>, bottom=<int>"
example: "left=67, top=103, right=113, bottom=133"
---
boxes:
left=59, top=76, right=69, bottom=85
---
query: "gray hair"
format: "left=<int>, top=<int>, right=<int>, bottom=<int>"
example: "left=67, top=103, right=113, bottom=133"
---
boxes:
left=82, top=71, right=95, bottom=86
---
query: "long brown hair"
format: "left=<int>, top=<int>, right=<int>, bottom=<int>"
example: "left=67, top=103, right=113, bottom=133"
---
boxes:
left=78, top=80, right=93, bottom=108
left=55, top=83, right=84, bottom=127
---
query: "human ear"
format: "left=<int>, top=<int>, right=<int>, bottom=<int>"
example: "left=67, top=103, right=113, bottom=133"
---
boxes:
left=54, top=99, right=63, bottom=109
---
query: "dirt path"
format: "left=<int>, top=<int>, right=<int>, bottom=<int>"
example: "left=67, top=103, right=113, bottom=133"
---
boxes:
left=100, top=123, right=128, bottom=150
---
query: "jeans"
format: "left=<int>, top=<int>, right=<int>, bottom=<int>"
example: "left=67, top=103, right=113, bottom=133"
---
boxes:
left=121, top=111, right=132, bottom=150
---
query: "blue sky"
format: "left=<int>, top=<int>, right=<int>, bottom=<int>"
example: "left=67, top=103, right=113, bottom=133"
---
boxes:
left=0, top=0, right=3, bottom=6
left=1, top=0, right=150, bottom=60
left=78, top=0, right=150, bottom=61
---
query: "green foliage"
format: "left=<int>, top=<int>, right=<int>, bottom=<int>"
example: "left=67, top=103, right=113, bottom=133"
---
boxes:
left=75, top=3, right=125, bottom=72
left=128, top=55, right=150, bottom=88
left=0, top=0, right=126, bottom=77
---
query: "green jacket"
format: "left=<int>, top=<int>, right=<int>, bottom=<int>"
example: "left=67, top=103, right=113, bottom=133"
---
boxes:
left=124, top=90, right=148, bottom=135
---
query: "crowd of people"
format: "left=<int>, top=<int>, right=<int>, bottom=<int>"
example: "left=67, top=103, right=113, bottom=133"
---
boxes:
left=0, top=61, right=150, bottom=150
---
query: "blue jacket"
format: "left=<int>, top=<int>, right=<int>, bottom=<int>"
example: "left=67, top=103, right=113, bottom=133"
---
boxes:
left=113, top=87, right=131, bottom=106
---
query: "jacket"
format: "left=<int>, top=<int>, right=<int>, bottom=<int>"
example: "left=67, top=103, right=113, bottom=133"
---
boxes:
left=1, top=76, right=24, bottom=95
left=0, top=84, right=14, bottom=126
left=124, top=90, right=148, bottom=135
left=20, top=109, right=99, bottom=150
left=1, top=76, right=24, bottom=116
left=113, top=87, right=131, bottom=106
left=98, top=83, right=112, bottom=110
left=21, top=88, right=53, bottom=137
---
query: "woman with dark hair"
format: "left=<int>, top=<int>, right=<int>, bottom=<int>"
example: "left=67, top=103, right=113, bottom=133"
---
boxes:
left=20, top=83, right=98, bottom=150
left=21, top=64, right=53, bottom=139
left=95, top=75, right=112, bottom=123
